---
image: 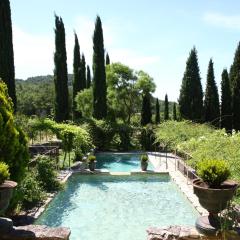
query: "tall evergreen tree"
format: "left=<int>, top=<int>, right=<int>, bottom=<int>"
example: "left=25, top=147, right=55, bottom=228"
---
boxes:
left=179, top=47, right=203, bottom=122
left=220, top=69, right=232, bottom=131
left=106, top=52, right=110, bottom=65
left=81, top=54, right=86, bottom=89
left=92, top=16, right=107, bottom=119
left=53, top=15, right=69, bottom=122
left=173, top=102, right=177, bottom=120
left=204, top=59, right=220, bottom=127
left=86, top=65, right=91, bottom=88
left=155, top=98, right=160, bottom=124
left=0, top=0, right=16, bottom=109
left=164, top=94, right=169, bottom=120
left=232, top=72, right=240, bottom=131
left=229, top=42, right=240, bottom=91
left=141, top=92, right=152, bottom=125
left=72, top=33, right=82, bottom=120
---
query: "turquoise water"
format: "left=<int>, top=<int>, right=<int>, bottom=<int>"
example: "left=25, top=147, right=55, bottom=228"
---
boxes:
left=36, top=174, right=198, bottom=240
left=96, top=153, right=154, bottom=171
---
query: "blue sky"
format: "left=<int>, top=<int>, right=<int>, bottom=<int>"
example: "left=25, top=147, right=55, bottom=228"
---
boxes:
left=11, top=0, right=240, bottom=101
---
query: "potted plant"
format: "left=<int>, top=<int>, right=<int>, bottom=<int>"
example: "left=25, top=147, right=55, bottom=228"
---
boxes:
left=192, top=159, right=238, bottom=235
left=88, top=155, right=96, bottom=171
left=141, top=154, right=148, bottom=171
left=0, top=162, right=17, bottom=215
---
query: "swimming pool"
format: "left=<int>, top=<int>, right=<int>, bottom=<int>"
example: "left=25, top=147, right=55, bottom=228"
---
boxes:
left=96, top=152, right=154, bottom=171
left=36, top=174, right=198, bottom=240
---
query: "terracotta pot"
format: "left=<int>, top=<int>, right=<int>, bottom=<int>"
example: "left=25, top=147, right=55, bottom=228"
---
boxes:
left=193, top=178, right=238, bottom=214
left=141, top=161, right=148, bottom=171
left=88, top=161, right=96, bottom=171
left=0, top=181, right=17, bottom=215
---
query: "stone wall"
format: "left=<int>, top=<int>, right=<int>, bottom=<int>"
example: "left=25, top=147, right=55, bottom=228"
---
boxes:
left=147, top=226, right=240, bottom=240
left=1, top=225, right=70, bottom=240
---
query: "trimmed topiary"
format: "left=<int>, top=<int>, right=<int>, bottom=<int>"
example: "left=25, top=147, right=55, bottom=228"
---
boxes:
left=0, top=162, right=10, bottom=184
left=196, top=159, right=230, bottom=188
left=141, top=154, right=148, bottom=162
left=88, top=155, right=96, bottom=162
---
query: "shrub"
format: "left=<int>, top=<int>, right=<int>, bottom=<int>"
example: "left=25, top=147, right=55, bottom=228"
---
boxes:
left=141, top=155, right=148, bottom=162
left=17, top=171, right=46, bottom=209
left=196, top=159, right=230, bottom=188
left=88, top=155, right=96, bottom=162
left=0, top=80, right=29, bottom=182
left=36, top=156, right=62, bottom=192
left=0, top=162, right=10, bottom=184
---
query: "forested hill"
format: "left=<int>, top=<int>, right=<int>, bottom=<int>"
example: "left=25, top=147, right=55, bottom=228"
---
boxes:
left=16, top=75, right=176, bottom=117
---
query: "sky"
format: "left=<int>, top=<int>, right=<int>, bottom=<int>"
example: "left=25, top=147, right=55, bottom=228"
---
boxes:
left=10, top=0, right=240, bottom=101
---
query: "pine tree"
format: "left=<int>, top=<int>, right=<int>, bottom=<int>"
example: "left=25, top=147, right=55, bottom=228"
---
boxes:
left=0, top=0, right=16, bottom=110
left=179, top=47, right=203, bottom=122
left=232, top=72, right=240, bottom=131
left=86, top=65, right=91, bottom=88
left=106, top=52, right=110, bottom=65
left=141, top=93, right=152, bottom=125
left=173, top=102, right=177, bottom=120
left=81, top=54, right=86, bottom=89
left=164, top=94, right=169, bottom=120
left=72, top=33, right=82, bottom=120
left=92, top=16, right=107, bottom=119
left=204, top=59, right=220, bottom=127
left=229, top=42, right=240, bottom=91
left=53, top=15, right=69, bottom=122
left=220, top=69, right=232, bottom=131
left=155, top=98, right=160, bottom=124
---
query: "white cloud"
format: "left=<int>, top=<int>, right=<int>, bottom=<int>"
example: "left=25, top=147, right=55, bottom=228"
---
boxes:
left=203, top=12, right=240, bottom=30
left=13, top=16, right=161, bottom=80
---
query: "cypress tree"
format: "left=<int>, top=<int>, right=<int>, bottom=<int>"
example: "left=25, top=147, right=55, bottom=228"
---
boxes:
left=106, top=52, right=110, bottom=65
left=164, top=94, right=169, bottom=120
left=229, top=42, right=240, bottom=91
left=81, top=54, right=86, bottom=89
left=173, top=102, right=177, bottom=120
left=53, top=15, right=69, bottom=122
left=92, top=16, right=107, bottom=119
left=141, top=93, right=152, bottom=126
left=72, top=33, right=82, bottom=120
left=86, top=65, right=91, bottom=88
left=155, top=98, right=160, bottom=124
left=220, top=69, right=232, bottom=131
left=204, top=59, right=220, bottom=127
left=232, top=72, right=240, bottom=131
left=0, top=0, right=16, bottom=110
left=179, top=47, right=203, bottom=122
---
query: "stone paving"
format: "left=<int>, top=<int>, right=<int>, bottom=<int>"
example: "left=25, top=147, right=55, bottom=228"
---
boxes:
left=147, top=152, right=207, bottom=216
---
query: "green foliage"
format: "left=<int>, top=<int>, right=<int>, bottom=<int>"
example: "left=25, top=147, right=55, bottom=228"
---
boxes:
left=232, top=72, right=240, bottom=131
left=75, top=88, right=93, bottom=118
left=204, top=59, right=220, bottom=127
left=164, top=94, right=169, bottom=120
left=155, top=98, right=160, bottom=124
left=196, top=159, right=230, bottom=188
left=155, top=120, right=214, bottom=150
left=173, top=102, right=177, bottom=120
left=0, top=80, right=29, bottom=182
left=92, top=16, right=107, bottom=119
left=0, top=0, right=16, bottom=109
left=140, top=124, right=156, bottom=151
left=106, top=52, right=110, bottom=65
left=36, top=155, right=61, bottom=192
left=54, top=15, right=69, bottom=122
left=141, top=154, right=148, bottom=162
left=0, top=162, right=10, bottom=184
left=72, top=33, right=82, bottom=120
left=86, top=65, right=91, bottom=88
left=88, top=155, right=96, bottom=162
left=141, top=92, right=152, bottom=125
left=179, top=47, right=203, bottom=122
left=220, top=69, right=232, bottom=131
left=17, top=171, right=46, bottom=209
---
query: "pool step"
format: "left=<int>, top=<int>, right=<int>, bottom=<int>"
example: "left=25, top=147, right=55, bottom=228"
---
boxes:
left=109, top=172, right=131, bottom=176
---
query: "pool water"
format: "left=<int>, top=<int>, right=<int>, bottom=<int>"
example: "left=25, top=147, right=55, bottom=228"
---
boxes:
left=36, top=174, right=198, bottom=240
left=96, top=153, right=154, bottom=171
